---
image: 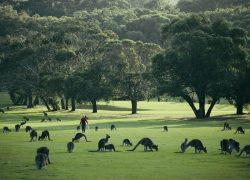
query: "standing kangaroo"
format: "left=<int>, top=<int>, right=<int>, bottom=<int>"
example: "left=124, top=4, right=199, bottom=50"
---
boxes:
left=98, top=134, right=110, bottom=151
left=111, top=124, right=116, bottom=131
left=129, top=138, right=158, bottom=152
left=239, top=145, right=250, bottom=157
left=67, top=142, right=74, bottom=153
left=184, top=139, right=207, bottom=153
left=72, top=133, right=90, bottom=142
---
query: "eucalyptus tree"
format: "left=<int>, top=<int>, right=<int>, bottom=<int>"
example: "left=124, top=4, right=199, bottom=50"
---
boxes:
left=152, top=15, right=248, bottom=119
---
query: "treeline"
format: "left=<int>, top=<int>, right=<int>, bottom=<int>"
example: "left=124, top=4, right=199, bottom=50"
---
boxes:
left=0, top=0, right=250, bottom=118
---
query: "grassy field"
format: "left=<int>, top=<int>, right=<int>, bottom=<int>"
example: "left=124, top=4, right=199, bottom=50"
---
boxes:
left=0, top=99, right=250, bottom=180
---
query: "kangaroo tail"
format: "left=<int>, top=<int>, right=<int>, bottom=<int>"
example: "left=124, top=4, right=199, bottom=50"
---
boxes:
left=48, top=135, right=52, bottom=141
left=129, top=141, right=141, bottom=151
left=83, top=134, right=90, bottom=142
left=239, top=149, right=244, bottom=156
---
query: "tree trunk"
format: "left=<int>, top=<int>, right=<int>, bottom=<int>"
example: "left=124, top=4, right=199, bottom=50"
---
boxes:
left=181, top=94, right=199, bottom=118
left=236, top=96, right=244, bottom=115
left=33, top=96, right=40, bottom=106
left=40, top=96, right=51, bottom=111
left=27, top=90, right=33, bottom=108
left=61, top=98, right=65, bottom=110
left=131, top=100, right=137, bottom=114
left=92, top=100, right=97, bottom=113
left=157, top=96, right=160, bottom=102
left=71, top=97, right=76, bottom=111
left=65, top=97, right=69, bottom=110
left=205, top=98, right=218, bottom=118
left=197, top=92, right=206, bottom=119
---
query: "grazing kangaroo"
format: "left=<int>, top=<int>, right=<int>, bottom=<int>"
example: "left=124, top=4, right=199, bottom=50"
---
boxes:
left=15, top=124, right=21, bottom=132
left=37, top=146, right=51, bottom=164
left=38, top=130, right=52, bottom=141
left=76, top=125, right=80, bottom=131
left=123, top=139, right=133, bottom=146
left=20, top=121, right=27, bottom=126
left=105, top=144, right=116, bottom=151
left=129, top=138, right=158, bottom=152
left=43, top=112, right=48, bottom=117
left=25, top=126, right=32, bottom=132
left=35, top=153, right=49, bottom=170
left=222, top=122, right=231, bottom=131
left=111, top=124, right=116, bottom=131
left=3, top=126, right=11, bottom=133
left=163, top=125, right=168, bottom=132
left=67, top=142, right=74, bottom=153
left=72, top=133, right=90, bottom=142
left=41, top=118, right=46, bottom=122
left=48, top=117, right=52, bottom=121
left=220, top=139, right=231, bottom=154
left=235, top=127, right=245, bottom=134
left=95, top=126, right=99, bottom=131
left=30, top=130, right=38, bottom=141
left=98, top=134, right=110, bottom=151
left=56, top=117, right=61, bottom=121
left=0, top=108, right=4, bottom=113
left=229, top=139, right=240, bottom=152
left=239, top=145, right=250, bottom=157
left=184, top=139, right=207, bottom=153
left=180, top=138, right=188, bottom=153
left=23, top=116, right=29, bottom=121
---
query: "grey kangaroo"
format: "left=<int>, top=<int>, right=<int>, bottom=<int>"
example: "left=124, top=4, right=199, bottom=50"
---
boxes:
left=184, top=139, right=207, bottom=153
left=129, top=138, right=158, bottom=152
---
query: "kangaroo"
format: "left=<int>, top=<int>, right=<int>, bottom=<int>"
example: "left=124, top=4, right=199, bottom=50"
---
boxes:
left=95, top=126, right=99, bottom=131
left=235, top=127, right=245, bottom=134
left=76, top=125, right=80, bottom=131
left=56, top=117, right=61, bottom=121
left=98, top=134, right=110, bottom=151
left=163, top=125, right=168, bottom=132
left=111, top=124, right=116, bottom=131
left=23, top=116, right=29, bottom=121
left=37, top=146, right=51, bottom=164
left=20, top=120, right=27, bottom=126
left=239, top=145, right=250, bottom=157
left=220, top=139, right=231, bottom=154
left=3, top=126, right=11, bottom=133
left=184, top=139, right=207, bottom=153
left=38, top=130, right=52, bottom=141
left=222, top=122, right=231, bottom=131
left=25, top=126, right=32, bottom=132
left=41, top=118, right=46, bottom=122
left=67, top=142, right=74, bottom=153
left=123, top=139, right=133, bottom=146
left=15, top=124, right=21, bottom=132
left=30, top=130, right=38, bottom=141
left=229, top=139, right=240, bottom=152
left=43, top=112, right=48, bottom=117
left=129, top=138, right=158, bottom=152
left=72, top=133, right=90, bottom=142
left=35, top=153, right=49, bottom=170
left=105, top=144, right=116, bottom=151
left=48, top=117, right=52, bottom=121
left=0, top=108, right=4, bottom=113
left=180, top=138, right=188, bottom=153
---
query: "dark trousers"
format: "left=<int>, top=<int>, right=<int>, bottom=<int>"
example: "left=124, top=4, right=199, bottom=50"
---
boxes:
left=81, top=124, right=86, bottom=132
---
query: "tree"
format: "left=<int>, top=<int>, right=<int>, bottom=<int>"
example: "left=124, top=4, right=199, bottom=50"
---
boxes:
left=152, top=15, right=248, bottom=119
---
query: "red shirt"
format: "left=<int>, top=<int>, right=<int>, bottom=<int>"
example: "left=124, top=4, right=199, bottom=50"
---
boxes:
left=80, top=116, right=88, bottom=125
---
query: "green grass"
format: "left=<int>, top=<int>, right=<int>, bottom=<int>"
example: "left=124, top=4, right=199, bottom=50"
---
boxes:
left=0, top=100, right=250, bottom=180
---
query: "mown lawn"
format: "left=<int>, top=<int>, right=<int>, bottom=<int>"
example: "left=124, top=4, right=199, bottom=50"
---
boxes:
left=0, top=100, right=250, bottom=180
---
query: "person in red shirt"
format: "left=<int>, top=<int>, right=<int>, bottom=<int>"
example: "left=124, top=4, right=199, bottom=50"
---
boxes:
left=80, top=114, right=88, bottom=133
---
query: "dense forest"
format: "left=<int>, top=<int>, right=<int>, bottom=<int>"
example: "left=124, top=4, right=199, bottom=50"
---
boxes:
left=0, top=0, right=249, bottom=118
